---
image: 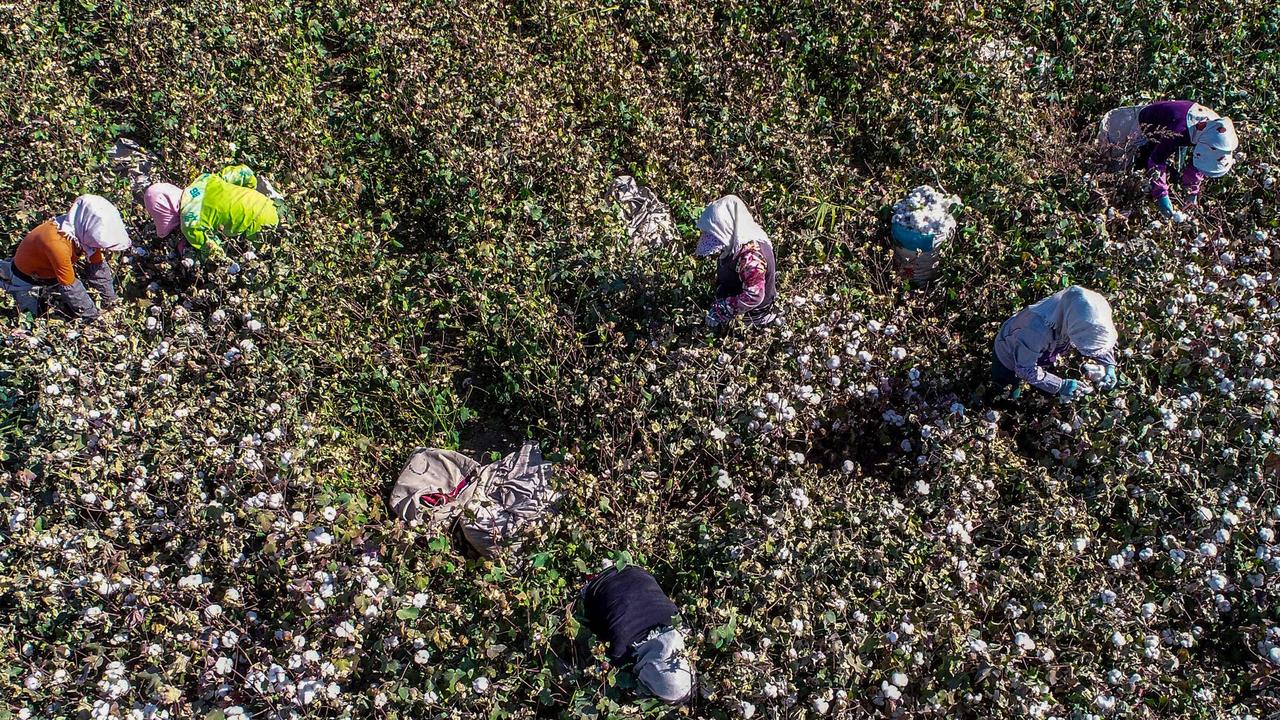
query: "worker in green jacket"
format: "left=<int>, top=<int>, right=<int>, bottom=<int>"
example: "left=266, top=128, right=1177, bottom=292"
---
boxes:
left=142, top=165, right=283, bottom=258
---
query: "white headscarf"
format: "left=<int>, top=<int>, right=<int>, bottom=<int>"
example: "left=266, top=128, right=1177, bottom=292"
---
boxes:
left=695, top=195, right=770, bottom=259
left=57, top=195, right=132, bottom=254
left=1046, top=286, right=1118, bottom=356
left=632, top=628, right=694, bottom=704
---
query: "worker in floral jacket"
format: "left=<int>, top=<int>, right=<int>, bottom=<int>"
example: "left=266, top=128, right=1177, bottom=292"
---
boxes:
left=1, top=195, right=131, bottom=320
left=1097, top=100, right=1239, bottom=220
left=695, top=195, right=778, bottom=327
left=142, top=165, right=283, bottom=258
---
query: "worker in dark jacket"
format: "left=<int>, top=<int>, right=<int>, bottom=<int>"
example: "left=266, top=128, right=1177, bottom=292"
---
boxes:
left=582, top=566, right=694, bottom=704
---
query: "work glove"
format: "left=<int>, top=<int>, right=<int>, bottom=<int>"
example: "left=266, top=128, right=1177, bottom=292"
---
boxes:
left=1156, top=196, right=1175, bottom=218
left=1058, top=379, right=1081, bottom=398
left=704, top=309, right=723, bottom=328
left=1098, top=365, right=1118, bottom=392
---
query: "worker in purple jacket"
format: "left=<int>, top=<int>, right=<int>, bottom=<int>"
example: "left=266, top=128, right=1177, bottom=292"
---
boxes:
left=1097, top=100, right=1239, bottom=220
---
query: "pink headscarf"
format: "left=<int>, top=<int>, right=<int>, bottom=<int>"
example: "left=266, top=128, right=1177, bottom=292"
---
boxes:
left=143, top=183, right=183, bottom=238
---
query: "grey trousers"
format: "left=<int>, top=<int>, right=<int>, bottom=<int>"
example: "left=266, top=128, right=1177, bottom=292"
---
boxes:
left=1, top=259, right=115, bottom=320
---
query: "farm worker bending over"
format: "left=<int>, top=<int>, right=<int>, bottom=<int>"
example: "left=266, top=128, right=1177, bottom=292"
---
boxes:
left=1097, top=100, right=1238, bottom=220
left=582, top=565, right=695, bottom=705
left=389, top=442, right=558, bottom=558
left=1, top=195, right=131, bottom=321
left=142, top=165, right=283, bottom=258
left=695, top=195, right=778, bottom=327
left=992, top=286, right=1119, bottom=398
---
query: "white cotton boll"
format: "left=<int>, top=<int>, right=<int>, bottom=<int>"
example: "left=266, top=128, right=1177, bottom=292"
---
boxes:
left=880, top=682, right=902, bottom=701
left=890, top=671, right=909, bottom=688
left=1084, top=363, right=1106, bottom=382
left=827, top=355, right=841, bottom=369
left=1072, top=538, right=1089, bottom=553
left=1014, top=632, right=1036, bottom=651
left=472, top=676, right=490, bottom=694
left=811, top=698, right=829, bottom=715
left=1111, top=632, right=1127, bottom=647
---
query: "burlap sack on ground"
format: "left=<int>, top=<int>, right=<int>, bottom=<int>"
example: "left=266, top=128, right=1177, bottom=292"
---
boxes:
left=611, top=176, right=678, bottom=248
left=389, top=442, right=558, bottom=557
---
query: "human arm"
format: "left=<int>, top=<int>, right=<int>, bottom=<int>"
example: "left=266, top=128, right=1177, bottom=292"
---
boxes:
left=52, top=279, right=100, bottom=320
left=707, top=245, right=769, bottom=326
left=1146, top=138, right=1181, bottom=200
left=1007, top=322, right=1067, bottom=395
left=1180, top=164, right=1207, bottom=202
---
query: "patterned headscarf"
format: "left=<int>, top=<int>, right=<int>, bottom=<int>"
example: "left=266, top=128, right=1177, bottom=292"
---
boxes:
left=1192, top=117, right=1239, bottom=178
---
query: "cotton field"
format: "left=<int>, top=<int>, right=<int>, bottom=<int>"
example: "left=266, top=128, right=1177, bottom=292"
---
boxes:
left=1, top=2, right=1279, bottom=720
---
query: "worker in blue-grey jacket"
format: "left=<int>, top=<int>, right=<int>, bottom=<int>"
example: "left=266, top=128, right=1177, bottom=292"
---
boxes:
left=992, top=286, right=1120, bottom=398
left=581, top=565, right=694, bottom=705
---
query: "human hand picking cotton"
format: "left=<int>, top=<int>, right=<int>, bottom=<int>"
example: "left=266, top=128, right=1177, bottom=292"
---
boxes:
left=991, top=286, right=1120, bottom=397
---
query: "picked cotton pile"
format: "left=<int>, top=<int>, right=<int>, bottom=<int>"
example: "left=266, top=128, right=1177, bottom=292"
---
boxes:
left=892, top=185, right=961, bottom=240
